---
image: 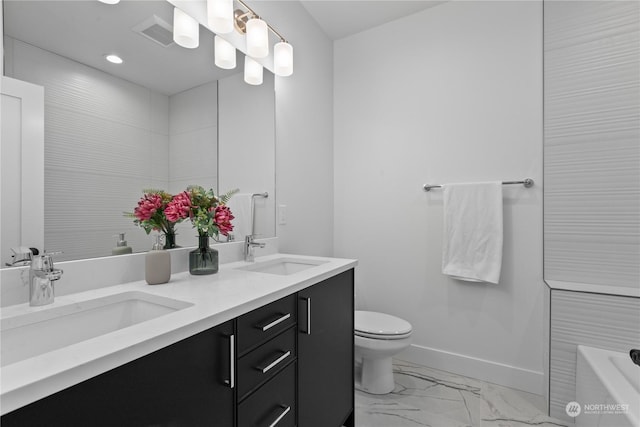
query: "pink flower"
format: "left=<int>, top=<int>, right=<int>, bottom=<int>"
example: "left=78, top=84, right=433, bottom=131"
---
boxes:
left=165, top=191, right=192, bottom=223
left=134, top=194, right=162, bottom=221
left=214, top=205, right=235, bottom=236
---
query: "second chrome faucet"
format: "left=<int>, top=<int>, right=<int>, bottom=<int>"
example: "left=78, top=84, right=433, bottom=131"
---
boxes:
left=244, top=235, right=266, bottom=262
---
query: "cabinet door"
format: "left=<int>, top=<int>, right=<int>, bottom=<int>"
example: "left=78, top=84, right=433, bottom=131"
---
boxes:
left=1, top=321, right=235, bottom=427
left=298, top=269, right=355, bottom=427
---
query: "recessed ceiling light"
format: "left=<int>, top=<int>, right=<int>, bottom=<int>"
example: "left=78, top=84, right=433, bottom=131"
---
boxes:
left=98, top=0, right=120, bottom=4
left=105, top=54, right=123, bottom=64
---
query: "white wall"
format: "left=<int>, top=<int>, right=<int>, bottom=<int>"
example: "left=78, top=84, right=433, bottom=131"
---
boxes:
left=218, top=71, right=276, bottom=239
left=257, top=1, right=335, bottom=257
left=334, top=1, right=544, bottom=394
left=168, top=80, right=218, bottom=195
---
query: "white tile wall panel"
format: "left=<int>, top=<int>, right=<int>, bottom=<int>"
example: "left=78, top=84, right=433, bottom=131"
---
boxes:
left=6, top=37, right=173, bottom=262
left=549, top=290, right=640, bottom=423
left=544, top=1, right=640, bottom=289
left=11, top=39, right=154, bottom=130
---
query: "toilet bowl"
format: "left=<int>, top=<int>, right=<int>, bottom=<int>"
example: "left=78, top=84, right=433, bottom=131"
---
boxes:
left=354, top=310, right=412, bottom=395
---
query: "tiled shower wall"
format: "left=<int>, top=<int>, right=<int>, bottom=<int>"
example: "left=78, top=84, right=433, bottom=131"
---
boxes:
left=544, top=1, right=640, bottom=423
left=544, top=1, right=640, bottom=290
left=549, top=290, right=640, bottom=422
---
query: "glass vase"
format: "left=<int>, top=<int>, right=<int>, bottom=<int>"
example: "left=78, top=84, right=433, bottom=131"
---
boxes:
left=189, top=235, right=218, bottom=275
left=163, top=231, right=177, bottom=249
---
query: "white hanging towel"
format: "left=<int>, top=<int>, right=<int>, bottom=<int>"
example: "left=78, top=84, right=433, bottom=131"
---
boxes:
left=225, top=193, right=253, bottom=239
left=441, top=181, right=503, bottom=284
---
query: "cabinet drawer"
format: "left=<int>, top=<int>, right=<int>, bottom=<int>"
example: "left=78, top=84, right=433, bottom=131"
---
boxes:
left=237, top=294, right=297, bottom=355
left=237, top=327, right=296, bottom=400
left=238, top=362, right=296, bottom=427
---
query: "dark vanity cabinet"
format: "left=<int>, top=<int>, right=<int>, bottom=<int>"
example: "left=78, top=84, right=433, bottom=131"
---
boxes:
left=1, top=320, right=235, bottom=427
left=298, top=270, right=355, bottom=427
left=1, top=269, right=354, bottom=427
left=236, top=294, right=298, bottom=427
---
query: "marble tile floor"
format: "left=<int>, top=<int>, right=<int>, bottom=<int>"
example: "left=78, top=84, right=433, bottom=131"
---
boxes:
left=355, top=360, right=569, bottom=427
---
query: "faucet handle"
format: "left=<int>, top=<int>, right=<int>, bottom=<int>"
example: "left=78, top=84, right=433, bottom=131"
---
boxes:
left=31, top=251, right=62, bottom=271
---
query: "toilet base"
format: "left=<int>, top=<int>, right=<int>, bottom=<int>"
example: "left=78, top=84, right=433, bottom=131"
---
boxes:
left=357, top=356, right=395, bottom=394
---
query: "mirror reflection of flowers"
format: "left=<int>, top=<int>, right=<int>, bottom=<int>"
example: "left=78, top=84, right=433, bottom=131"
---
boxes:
left=126, top=189, right=183, bottom=235
left=166, top=185, right=238, bottom=239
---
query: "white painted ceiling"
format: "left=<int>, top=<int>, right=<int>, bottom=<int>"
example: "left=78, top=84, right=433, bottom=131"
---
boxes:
left=3, top=0, right=443, bottom=95
left=299, top=0, right=444, bottom=40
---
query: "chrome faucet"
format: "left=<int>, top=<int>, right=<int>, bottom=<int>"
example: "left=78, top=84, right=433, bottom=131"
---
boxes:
left=244, top=235, right=266, bottom=262
left=29, top=253, right=63, bottom=306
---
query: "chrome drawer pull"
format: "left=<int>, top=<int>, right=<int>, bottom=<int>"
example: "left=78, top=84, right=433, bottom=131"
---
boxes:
left=257, top=350, right=291, bottom=373
left=257, top=313, right=291, bottom=331
left=269, top=405, right=291, bottom=427
left=305, top=297, right=311, bottom=335
left=224, top=334, right=235, bottom=389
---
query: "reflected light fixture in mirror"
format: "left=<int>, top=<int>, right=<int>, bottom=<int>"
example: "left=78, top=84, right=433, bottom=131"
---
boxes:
left=246, top=17, right=269, bottom=58
left=173, top=7, right=199, bottom=48
left=244, top=57, right=263, bottom=85
left=208, top=0, right=234, bottom=34
left=215, top=36, right=236, bottom=69
left=274, top=42, right=293, bottom=77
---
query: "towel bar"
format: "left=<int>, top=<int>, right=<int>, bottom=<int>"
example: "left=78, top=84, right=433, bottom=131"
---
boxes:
left=423, top=179, right=534, bottom=192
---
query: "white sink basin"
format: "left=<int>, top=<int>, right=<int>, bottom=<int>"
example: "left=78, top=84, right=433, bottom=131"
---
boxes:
left=237, top=257, right=329, bottom=275
left=1, top=291, right=192, bottom=366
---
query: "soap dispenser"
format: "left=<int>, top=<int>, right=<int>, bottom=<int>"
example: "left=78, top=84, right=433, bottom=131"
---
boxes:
left=112, top=233, right=133, bottom=255
left=145, top=235, right=171, bottom=285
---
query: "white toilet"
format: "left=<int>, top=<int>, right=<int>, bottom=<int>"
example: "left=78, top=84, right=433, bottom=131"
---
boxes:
left=354, top=310, right=413, bottom=394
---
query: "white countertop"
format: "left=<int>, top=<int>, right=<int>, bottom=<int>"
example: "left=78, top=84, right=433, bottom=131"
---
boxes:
left=0, top=253, right=357, bottom=415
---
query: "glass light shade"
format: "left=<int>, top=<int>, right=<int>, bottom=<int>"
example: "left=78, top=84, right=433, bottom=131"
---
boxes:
left=207, top=0, right=233, bottom=34
left=173, top=7, right=199, bottom=49
left=274, top=42, right=293, bottom=77
left=246, top=18, right=269, bottom=58
left=244, top=57, right=263, bottom=85
left=214, top=36, right=236, bottom=69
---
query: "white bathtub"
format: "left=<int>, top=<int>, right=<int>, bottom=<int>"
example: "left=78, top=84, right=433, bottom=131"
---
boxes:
left=576, top=345, right=640, bottom=427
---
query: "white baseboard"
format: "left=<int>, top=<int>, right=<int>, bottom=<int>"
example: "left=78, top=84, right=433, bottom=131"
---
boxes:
left=396, top=343, right=545, bottom=396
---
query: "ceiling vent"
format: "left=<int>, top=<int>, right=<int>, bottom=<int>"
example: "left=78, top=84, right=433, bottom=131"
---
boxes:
left=132, top=15, right=174, bottom=48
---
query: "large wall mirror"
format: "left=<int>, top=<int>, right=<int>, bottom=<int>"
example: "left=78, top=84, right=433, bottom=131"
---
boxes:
left=2, top=0, right=276, bottom=265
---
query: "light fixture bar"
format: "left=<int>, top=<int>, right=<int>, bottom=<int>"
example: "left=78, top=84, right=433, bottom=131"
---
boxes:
left=235, top=0, right=287, bottom=42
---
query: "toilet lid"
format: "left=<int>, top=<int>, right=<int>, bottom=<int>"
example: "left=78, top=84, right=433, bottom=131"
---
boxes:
left=355, top=311, right=412, bottom=337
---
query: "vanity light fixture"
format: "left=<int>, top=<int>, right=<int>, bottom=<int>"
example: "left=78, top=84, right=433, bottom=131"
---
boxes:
left=105, top=54, right=123, bottom=64
left=244, top=56, right=263, bottom=85
left=174, top=0, right=293, bottom=82
left=231, top=0, right=293, bottom=77
left=173, top=7, right=199, bottom=49
left=207, top=0, right=233, bottom=34
left=245, top=17, right=269, bottom=58
left=214, top=35, right=236, bottom=69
